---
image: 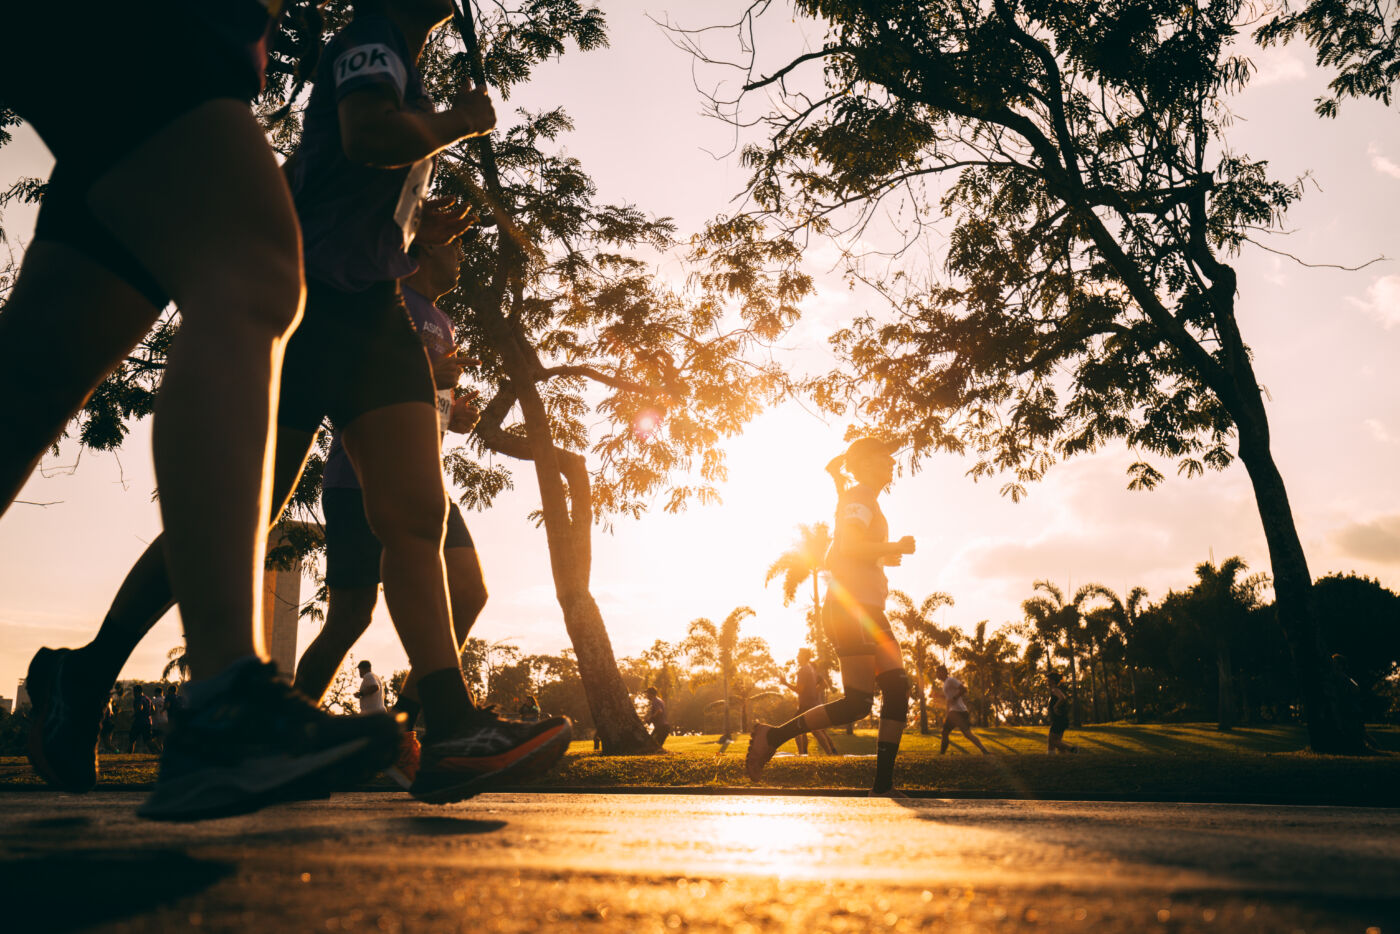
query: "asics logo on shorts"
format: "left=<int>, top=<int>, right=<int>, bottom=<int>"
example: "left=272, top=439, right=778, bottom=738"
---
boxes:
left=334, top=44, right=407, bottom=95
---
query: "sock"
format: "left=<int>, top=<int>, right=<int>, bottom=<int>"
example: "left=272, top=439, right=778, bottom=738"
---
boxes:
left=765, top=714, right=808, bottom=749
left=416, top=668, right=476, bottom=739
left=393, top=696, right=423, bottom=731
left=873, top=740, right=899, bottom=791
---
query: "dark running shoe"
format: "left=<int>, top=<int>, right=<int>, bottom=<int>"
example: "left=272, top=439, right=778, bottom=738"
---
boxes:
left=410, top=709, right=572, bottom=804
left=138, top=660, right=399, bottom=822
left=26, top=647, right=105, bottom=792
left=745, top=723, right=776, bottom=782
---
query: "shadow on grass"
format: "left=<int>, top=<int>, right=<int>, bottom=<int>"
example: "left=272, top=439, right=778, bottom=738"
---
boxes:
left=2, top=850, right=234, bottom=932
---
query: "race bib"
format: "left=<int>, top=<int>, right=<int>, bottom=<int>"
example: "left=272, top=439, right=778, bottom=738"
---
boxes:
left=393, top=157, right=434, bottom=251
left=333, top=43, right=407, bottom=96
left=436, top=389, right=454, bottom=438
left=840, top=502, right=874, bottom=527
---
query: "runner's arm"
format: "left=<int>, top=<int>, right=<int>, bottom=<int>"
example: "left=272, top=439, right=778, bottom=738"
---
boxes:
left=339, top=83, right=494, bottom=167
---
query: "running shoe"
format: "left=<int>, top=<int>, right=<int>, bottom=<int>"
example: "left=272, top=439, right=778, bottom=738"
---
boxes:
left=138, top=660, right=399, bottom=822
left=409, top=709, right=572, bottom=804
left=384, top=729, right=422, bottom=790
left=26, top=647, right=105, bottom=793
left=745, top=723, right=776, bottom=781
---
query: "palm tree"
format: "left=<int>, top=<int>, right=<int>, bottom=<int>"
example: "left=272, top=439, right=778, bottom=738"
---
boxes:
left=952, top=620, right=1017, bottom=725
left=1022, top=581, right=1084, bottom=725
left=888, top=590, right=956, bottom=733
left=1188, top=557, right=1268, bottom=732
left=765, top=523, right=836, bottom=676
left=160, top=644, right=189, bottom=683
left=683, top=606, right=754, bottom=741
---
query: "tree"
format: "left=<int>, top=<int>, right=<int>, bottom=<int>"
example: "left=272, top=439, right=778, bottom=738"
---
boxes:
left=1022, top=581, right=1084, bottom=725
left=1258, top=1, right=1400, bottom=115
left=952, top=620, right=1017, bottom=725
left=887, top=589, right=956, bottom=732
left=1078, top=584, right=1152, bottom=721
left=1313, top=573, right=1400, bottom=720
left=683, top=606, right=755, bottom=740
left=430, top=0, right=803, bottom=754
left=700, top=0, right=1364, bottom=752
left=765, top=522, right=837, bottom=677
left=160, top=644, right=189, bottom=683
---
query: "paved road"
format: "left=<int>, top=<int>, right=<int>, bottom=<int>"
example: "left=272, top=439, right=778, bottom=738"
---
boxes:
left=2, top=792, right=1397, bottom=932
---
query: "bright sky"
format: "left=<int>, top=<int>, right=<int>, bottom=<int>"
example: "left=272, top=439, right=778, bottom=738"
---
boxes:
left=1, top=3, right=1398, bottom=702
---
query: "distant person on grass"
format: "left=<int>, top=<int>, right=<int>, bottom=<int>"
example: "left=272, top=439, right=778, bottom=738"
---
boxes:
left=748, top=437, right=917, bottom=796
left=1046, top=671, right=1080, bottom=754
left=127, top=685, right=156, bottom=754
left=644, top=687, right=671, bottom=747
left=936, top=663, right=989, bottom=755
left=778, top=649, right=836, bottom=755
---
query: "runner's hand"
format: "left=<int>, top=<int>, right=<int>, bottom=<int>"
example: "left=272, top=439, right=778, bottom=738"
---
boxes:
left=418, top=198, right=477, bottom=246
left=431, top=351, right=478, bottom=390
left=895, top=535, right=916, bottom=555
left=449, top=392, right=482, bottom=434
left=451, top=80, right=496, bottom=138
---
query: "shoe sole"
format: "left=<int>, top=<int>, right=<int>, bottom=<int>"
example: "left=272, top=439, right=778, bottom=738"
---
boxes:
left=744, top=726, right=772, bottom=782
left=138, top=730, right=398, bottom=823
left=411, top=720, right=573, bottom=805
left=25, top=648, right=98, bottom=794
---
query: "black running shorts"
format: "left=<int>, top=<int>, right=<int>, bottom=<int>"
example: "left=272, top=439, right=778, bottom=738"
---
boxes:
left=823, top=598, right=896, bottom=658
left=323, top=487, right=474, bottom=589
left=277, top=279, right=437, bottom=434
left=1, top=2, right=267, bottom=303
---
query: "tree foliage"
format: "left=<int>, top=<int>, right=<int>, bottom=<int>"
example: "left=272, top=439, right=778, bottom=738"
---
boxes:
left=1258, top=0, right=1400, bottom=115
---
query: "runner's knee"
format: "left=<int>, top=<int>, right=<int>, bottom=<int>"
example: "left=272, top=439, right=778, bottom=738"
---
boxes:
left=363, top=487, right=448, bottom=551
left=877, top=669, right=910, bottom=724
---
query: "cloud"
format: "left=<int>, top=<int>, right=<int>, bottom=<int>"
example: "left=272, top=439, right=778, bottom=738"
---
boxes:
left=1252, top=52, right=1306, bottom=87
left=1350, top=275, right=1400, bottom=329
left=1333, top=514, right=1400, bottom=566
left=1369, top=143, right=1400, bottom=180
left=1365, top=419, right=1395, bottom=444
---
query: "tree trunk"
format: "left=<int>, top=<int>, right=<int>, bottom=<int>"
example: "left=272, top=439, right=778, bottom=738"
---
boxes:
left=1215, top=634, right=1236, bottom=732
left=1067, top=635, right=1081, bottom=727
left=487, top=336, right=654, bottom=754
left=1236, top=418, right=1366, bottom=753
left=1102, top=656, right=1116, bottom=721
left=1129, top=665, right=1142, bottom=722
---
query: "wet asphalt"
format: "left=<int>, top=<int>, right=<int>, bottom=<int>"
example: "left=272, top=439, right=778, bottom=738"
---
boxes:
left=2, top=791, right=1397, bottom=932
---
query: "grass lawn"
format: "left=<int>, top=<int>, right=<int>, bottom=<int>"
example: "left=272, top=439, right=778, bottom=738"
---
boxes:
left=3, top=723, right=1396, bottom=805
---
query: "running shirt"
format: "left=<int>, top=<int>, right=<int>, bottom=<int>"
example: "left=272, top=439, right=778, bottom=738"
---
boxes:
left=321, top=285, right=458, bottom=489
left=290, top=14, right=434, bottom=292
left=359, top=672, right=387, bottom=714
left=824, top=484, right=890, bottom=607
left=646, top=695, right=668, bottom=728
left=943, top=675, right=969, bottom=713
left=132, top=692, right=153, bottom=726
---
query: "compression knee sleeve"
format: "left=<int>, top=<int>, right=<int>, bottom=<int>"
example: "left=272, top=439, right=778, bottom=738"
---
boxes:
left=823, top=688, right=874, bottom=726
left=877, top=669, right=911, bottom=723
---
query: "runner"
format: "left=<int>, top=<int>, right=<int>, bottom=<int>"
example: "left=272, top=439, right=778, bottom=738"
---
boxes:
left=643, top=687, right=671, bottom=747
left=747, top=438, right=917, bottom=795
left=355, top=661, right=388, bottom=715
left=23, top=0, right=571, bottom=814
left=291, top=237, right=488, bottom=742
left=778, top=649, right=836, bottom=755
left=936, top=662, right=990, bottom=755
left=7, top=1, right=401, bottom=817
left=1046, top=671, right=1080, bottom=753
left=127, top=685, right=156, bottom=754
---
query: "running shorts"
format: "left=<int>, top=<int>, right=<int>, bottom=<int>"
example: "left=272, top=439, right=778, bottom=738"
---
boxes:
left=823, top=598, right=896, bottom=658
left=277, top=278, right=437, bottom=434
left=323, top=487, right=474, bottom=589
left=1, top=1, right=271, bottom=304
left=943, top=710, right=972, bottom=733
